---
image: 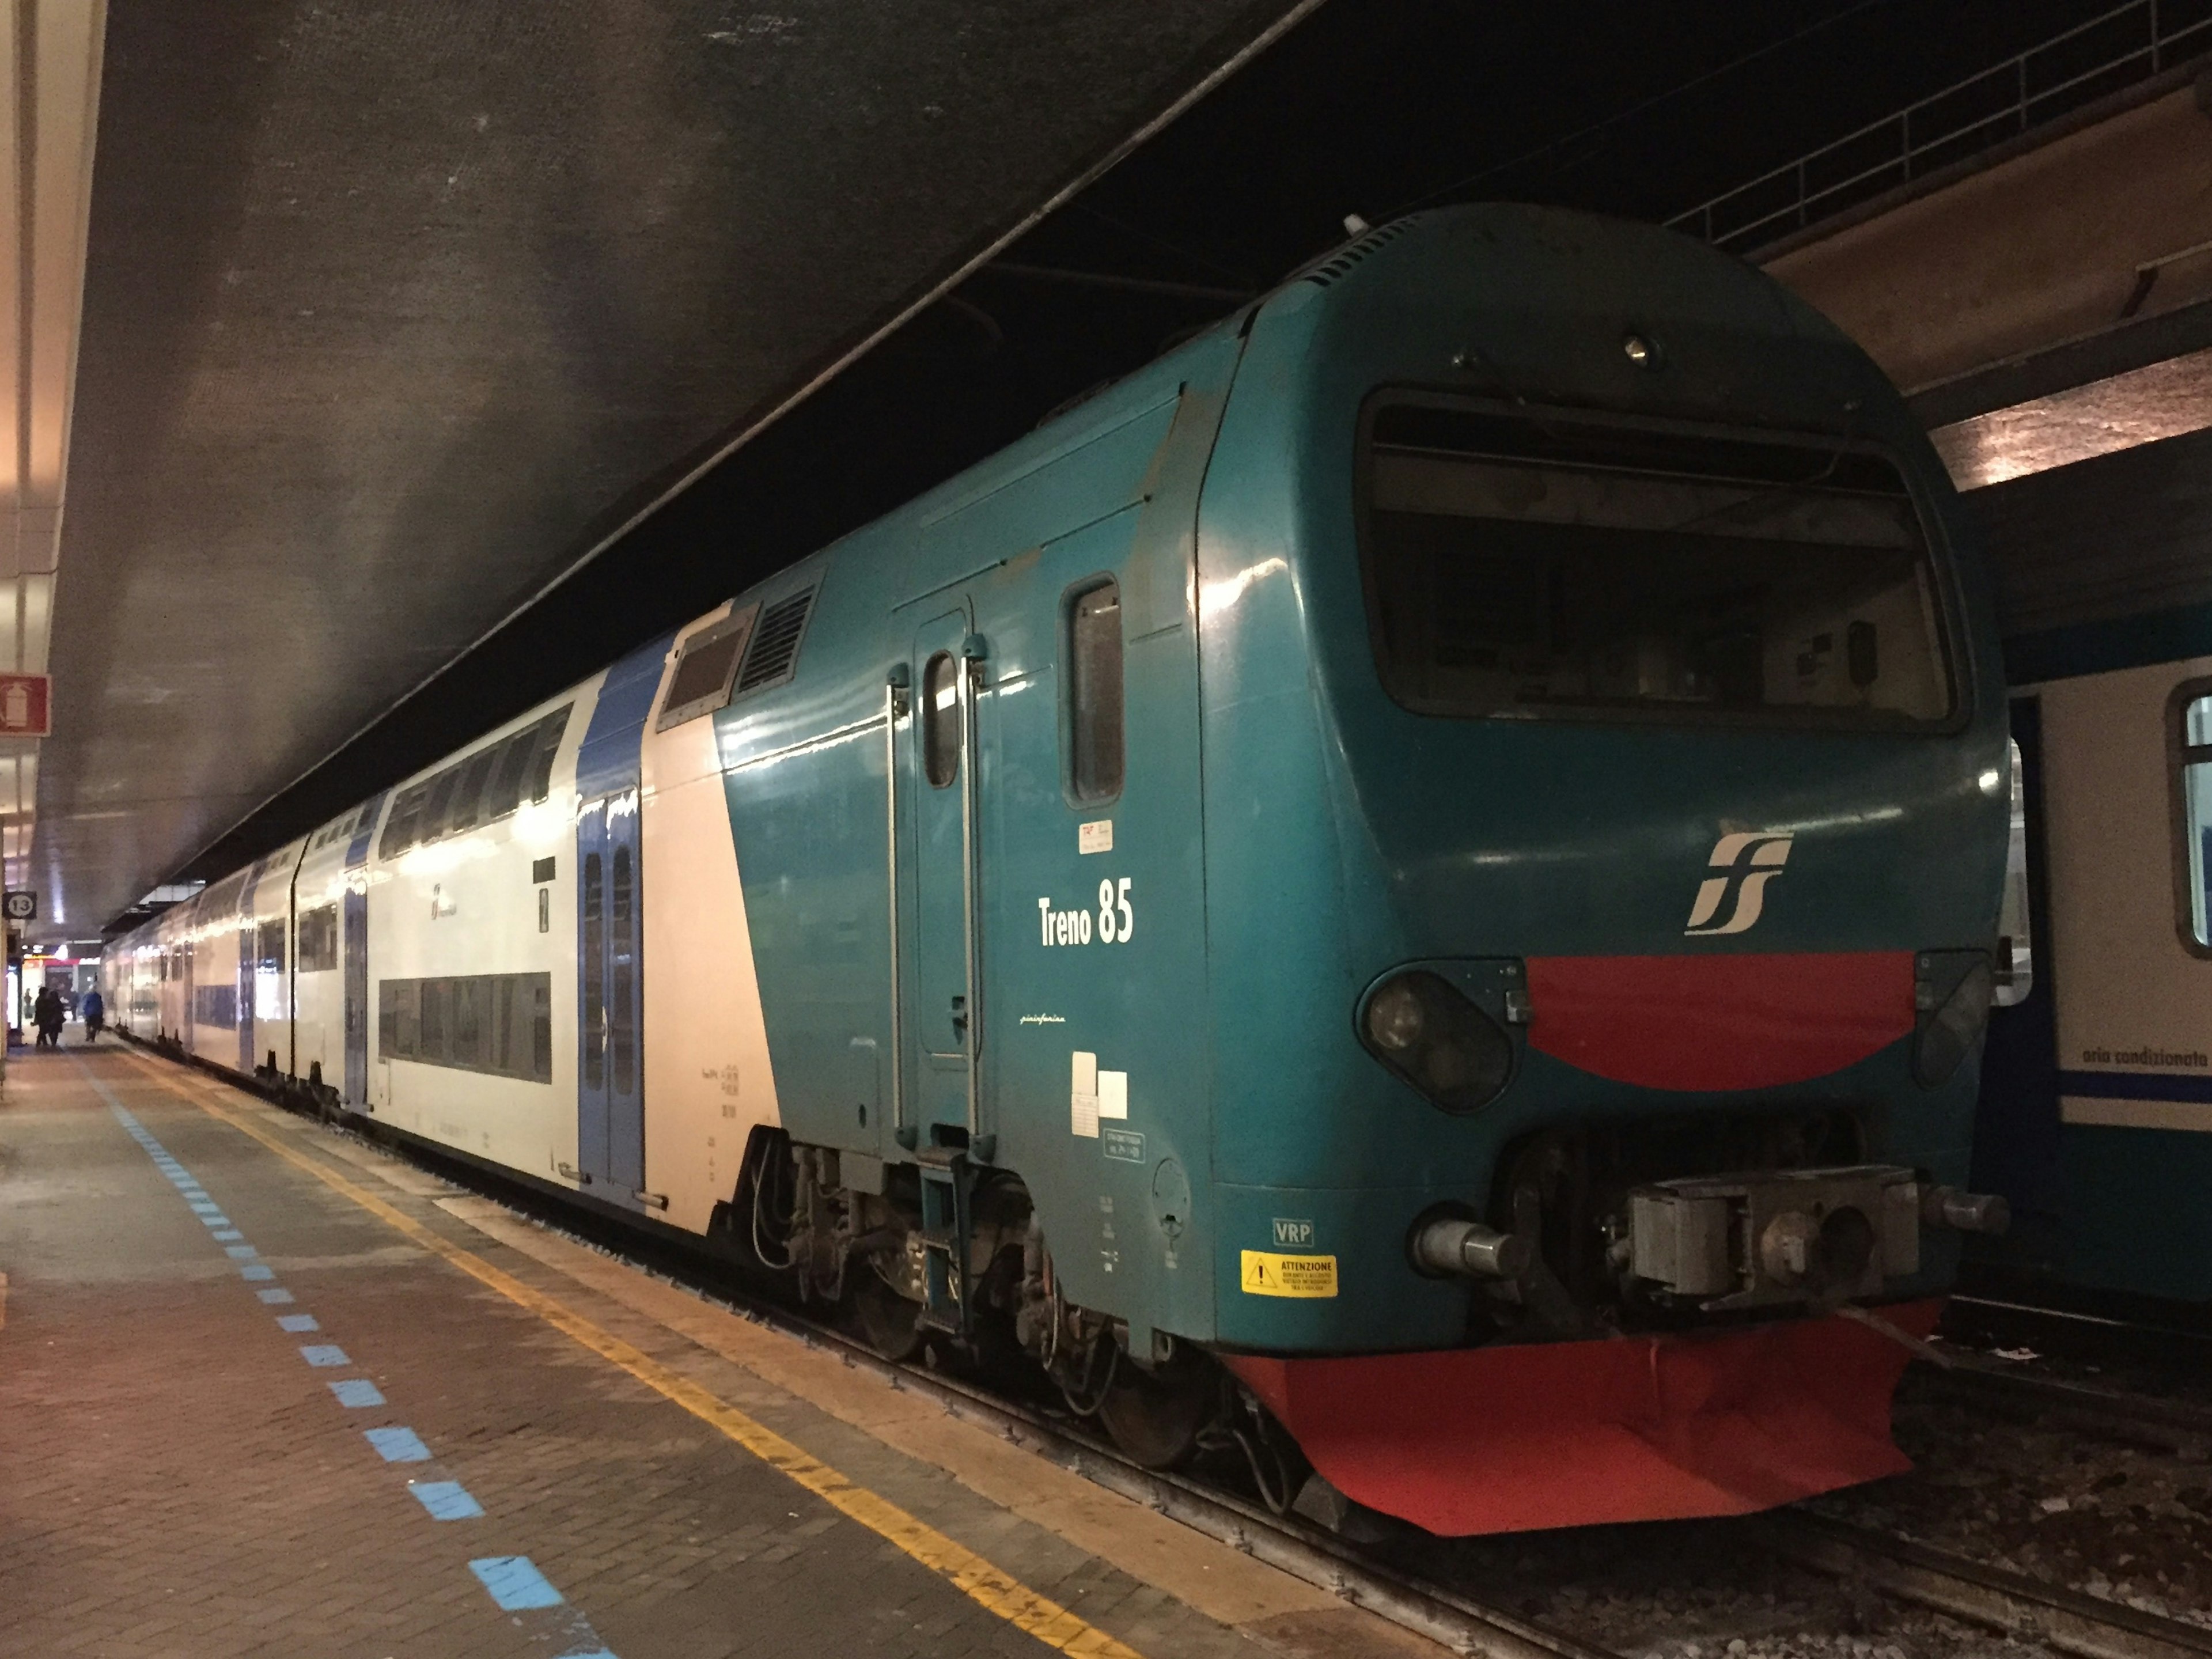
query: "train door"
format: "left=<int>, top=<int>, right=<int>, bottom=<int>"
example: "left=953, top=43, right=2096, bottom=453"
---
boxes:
left=895, top=603, right=982, bottom=1150
left=578, top=792, right=645, bottom=1197
left=1971, top=698, right=2066, bottom=1263
left=343, top=891, right=368, bottom=1101
left=342, top=794, right=381, bottom=1107
left=236, top=860, right=263, bottom=1073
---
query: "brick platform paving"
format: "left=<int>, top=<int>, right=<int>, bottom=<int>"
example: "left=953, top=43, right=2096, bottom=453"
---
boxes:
left=0, top=1047, right=1415, bottom=1659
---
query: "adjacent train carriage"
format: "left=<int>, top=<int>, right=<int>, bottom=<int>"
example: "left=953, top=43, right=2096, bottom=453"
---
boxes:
left=1972, top=644, right=2212, bottom=1306
left=109, top=205, right=2013, bottom=1536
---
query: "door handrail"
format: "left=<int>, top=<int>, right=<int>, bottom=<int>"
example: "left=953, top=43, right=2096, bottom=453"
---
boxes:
left=882, top=673, right=907, bottom=1136
left=958, top=639, right=985, bottom=1137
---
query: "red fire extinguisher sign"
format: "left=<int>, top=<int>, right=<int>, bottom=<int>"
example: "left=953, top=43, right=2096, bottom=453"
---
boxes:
left=0, top=674, right=50, bottom=737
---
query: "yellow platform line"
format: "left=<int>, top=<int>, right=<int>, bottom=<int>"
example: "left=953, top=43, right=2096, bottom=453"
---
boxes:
left=124, top=1058, right=1144, bottom=1659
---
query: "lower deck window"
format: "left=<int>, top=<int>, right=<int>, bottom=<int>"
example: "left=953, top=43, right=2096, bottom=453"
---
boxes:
left=379, top=972, right=552, bottom=1083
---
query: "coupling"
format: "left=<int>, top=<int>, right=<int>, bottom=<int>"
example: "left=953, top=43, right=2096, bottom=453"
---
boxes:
left=1920, top=1185, right=2010, bottom=1235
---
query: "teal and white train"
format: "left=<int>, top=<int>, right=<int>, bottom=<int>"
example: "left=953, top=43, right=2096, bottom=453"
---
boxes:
left=108, top=207, right=2014, bottom=1536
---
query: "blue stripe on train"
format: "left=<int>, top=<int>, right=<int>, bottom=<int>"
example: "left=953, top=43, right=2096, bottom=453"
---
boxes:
left=574, top=634, right=675, bottom=802
left=2056, top=1069, right=2212, bottom=1104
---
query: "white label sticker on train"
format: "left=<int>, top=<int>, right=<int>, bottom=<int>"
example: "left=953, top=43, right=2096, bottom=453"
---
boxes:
left=1079, top=819, right=1113, bottom=855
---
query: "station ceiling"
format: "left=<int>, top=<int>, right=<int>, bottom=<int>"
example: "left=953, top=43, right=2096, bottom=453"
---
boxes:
left=25, top=0, right=1312, bottom=942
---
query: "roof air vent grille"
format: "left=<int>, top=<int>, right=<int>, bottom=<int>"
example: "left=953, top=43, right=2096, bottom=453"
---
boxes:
left=1298, top=213, right=1429, bottom=289
left=736, top=587, right=816, bottom=694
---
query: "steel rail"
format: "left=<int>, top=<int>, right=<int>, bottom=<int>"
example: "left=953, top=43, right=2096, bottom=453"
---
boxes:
left=1755, top=1510, right=2212, bottom=1659
left=1909, top=1353, right=2212, bottom=1447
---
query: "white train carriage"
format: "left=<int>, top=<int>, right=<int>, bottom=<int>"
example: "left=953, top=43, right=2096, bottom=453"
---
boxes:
left=1976, top=653, right=2212, bottom=1302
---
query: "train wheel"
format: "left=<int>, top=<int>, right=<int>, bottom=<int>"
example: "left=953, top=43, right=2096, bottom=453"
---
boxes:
left=1097, top=1344, right=1215, bottom=1469
left=851, top=1271, right=923, bottom=1362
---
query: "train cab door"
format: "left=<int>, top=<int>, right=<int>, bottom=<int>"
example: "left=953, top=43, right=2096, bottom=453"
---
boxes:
left=895, top=603, right=983, bottom=1153
left=578, top=791, right=646, bottom=1201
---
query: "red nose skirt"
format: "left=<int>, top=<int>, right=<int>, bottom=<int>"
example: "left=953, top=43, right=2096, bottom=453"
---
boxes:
left=1222, top=1299, right=1939, bottom=1535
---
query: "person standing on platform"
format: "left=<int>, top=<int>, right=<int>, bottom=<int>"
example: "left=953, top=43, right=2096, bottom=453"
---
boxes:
left=79, top=987, right=104, bottom=1044
left=32, top=986, right=62, bottom=1049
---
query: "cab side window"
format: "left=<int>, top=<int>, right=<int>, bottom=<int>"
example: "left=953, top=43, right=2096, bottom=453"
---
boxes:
left=1066, top=579, right=1123, bottom=804
left=922, top=651, right=961, bottom=789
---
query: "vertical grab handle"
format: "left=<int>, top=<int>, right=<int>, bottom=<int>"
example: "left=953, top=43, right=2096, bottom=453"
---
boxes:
left=883, top=671, right=907, bottom=1138
left=958, top=636, right=986, bottom=1138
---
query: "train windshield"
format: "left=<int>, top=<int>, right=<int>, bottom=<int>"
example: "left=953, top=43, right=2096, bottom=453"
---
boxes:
left=1362, top=402, right=1956, bottom=728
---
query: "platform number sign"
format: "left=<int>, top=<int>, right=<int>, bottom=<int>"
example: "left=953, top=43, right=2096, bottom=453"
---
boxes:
left=3, top=891, right=35, bottom=922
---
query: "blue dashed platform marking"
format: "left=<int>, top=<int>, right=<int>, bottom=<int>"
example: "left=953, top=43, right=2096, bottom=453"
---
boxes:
left=471, top=1556, right=563, bottom=1611
left=88, top=1070, right=620, bottom=1658
left=410, top=1480, right=486, bottom=1521
left=365, top=1426, right=431, bottom=1463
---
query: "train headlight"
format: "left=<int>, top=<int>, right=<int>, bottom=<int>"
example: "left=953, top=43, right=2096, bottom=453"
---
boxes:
left=1912, top=952, right=1994, bottom=1087
left=1365, top=980, right=1426, bottom=1051
left=1358, top=970, right=1514, bottom=1113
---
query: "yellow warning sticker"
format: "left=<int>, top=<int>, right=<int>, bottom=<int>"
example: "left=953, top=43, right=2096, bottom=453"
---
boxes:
left=1240, top=1250, right=1339, bottom=1299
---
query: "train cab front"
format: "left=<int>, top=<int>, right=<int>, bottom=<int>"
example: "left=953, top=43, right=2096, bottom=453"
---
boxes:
left=1194, top=207, right=2014, bottom=1536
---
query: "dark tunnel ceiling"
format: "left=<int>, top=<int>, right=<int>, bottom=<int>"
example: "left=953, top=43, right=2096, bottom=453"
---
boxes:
left=58, top=0, right=2144, bottom=934
left=36, top=0, right=1314, bottom=940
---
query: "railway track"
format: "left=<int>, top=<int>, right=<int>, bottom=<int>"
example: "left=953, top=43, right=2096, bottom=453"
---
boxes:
left=1907, top=1350, right=2212, bottom=1450
left=150, top=1045, right=2212, bottom=1659
left=1756, top=1510, right=2212, bottom=1659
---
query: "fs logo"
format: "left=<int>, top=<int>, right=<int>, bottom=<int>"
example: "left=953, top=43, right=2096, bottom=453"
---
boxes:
left=1684, top=831, right=1794, bottom=936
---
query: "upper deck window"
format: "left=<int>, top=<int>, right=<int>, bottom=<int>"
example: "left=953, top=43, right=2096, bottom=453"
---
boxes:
left=1361, top=402, right=1956, bottom=728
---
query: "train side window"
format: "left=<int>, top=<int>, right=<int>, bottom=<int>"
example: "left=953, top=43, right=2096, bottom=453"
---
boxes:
left=582, top=850, right=605, bottom=1088
left=449, top=746, right=497, bottom=835
left=420, top=978, right=449, bottom=1062
left=1993, top=734, right=2034, bottom=1006
left=528, top=706, right=572, bottom=804
left=2176, top=686, right=2212, bottom=946
left=531, top=975, right=553, bottom=1083
left=380, top=783, right=428, bottom=859
left=486, top=730, right=532, bottom=819
left=423, top=767, right=460, bottom=842
left=452, top=977, right=483, bottom=1069
left=611, top=846, right=635, bottom=1094
left=257, top=919, right=285, bottom=972
left=297, top=904, right=339, bottom=972
left=922, top=652, right=961, bottom=788
left=1066, top=579, right=1124, bottom=804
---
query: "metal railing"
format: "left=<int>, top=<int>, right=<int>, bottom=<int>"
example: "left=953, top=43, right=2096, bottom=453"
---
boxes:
left=1669, top=0, right=2212, bottom=253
